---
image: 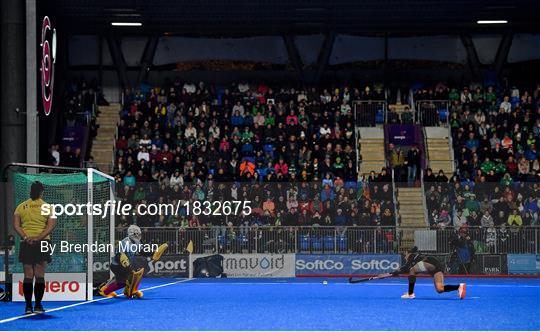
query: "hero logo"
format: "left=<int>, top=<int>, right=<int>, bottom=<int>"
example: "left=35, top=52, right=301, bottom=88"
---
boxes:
left=40, top=16, right=56, bottom=116
left=18, top=281, right=79, bottom=296
left=147, top=258, right=187, bottom=274
left=296, top=260, right=345, bottom=270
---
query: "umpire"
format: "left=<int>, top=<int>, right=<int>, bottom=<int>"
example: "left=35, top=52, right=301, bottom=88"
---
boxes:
left=12, top=181, right=56, bottom=314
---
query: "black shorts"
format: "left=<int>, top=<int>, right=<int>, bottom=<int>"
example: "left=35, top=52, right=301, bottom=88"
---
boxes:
left=424, top=256, right=445, bottom=275
left=110, top=263, right=130, bottom=282
left=18, top=240, right=52, bottom=265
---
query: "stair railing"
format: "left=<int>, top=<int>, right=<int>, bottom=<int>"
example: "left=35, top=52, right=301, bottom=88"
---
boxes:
left=391, top=168, right=399, bottom=226
left=384, top=87, right=389, bottom=123
left=423, top=126, right=430, bottom=169
left=409, top=88, right=416, bottom=123
left=420, top=169, right=429, bottom=227
left=356, top=128, right=361, bottom=180
left=446, top=105, right=456, bottom=173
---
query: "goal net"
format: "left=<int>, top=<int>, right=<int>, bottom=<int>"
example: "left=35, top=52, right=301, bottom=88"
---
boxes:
left=3, top=165, right=114, bottom=301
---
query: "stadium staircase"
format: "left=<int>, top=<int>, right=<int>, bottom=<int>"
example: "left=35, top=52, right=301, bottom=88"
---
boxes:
left=396, top=187, right=426, bottom=250
left=90, top=103, right=121, bottom=173
left=424, top=127, right=454, bottom=175
left=358, top=128, right=386, bottom=175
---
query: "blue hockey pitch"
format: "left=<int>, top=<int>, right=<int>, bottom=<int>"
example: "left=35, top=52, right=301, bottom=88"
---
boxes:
left=1, top=277, right=539, bottom=330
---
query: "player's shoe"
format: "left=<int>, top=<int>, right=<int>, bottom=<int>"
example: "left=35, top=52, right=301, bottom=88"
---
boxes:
left=133, top=290, right=143, bottom=298
left=458, top=283, right=467, bottom=299
left=401, top=292, right=415, bottom=299
left=33, top=304, right=45, bottom=313
left=24, top=305, right=33, bottom=315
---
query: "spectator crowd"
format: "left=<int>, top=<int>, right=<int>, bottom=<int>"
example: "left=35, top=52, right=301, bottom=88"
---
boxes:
left=56, top=78, right=539, bottom=249
left=44, top=79, right=103, bottom=168
left=113, top=81, right=396, bottom=228
left=422, top=83, right=540, bottom=253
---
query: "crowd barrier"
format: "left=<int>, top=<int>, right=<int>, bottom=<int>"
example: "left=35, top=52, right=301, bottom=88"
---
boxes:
left=112, top=226, right=540, bottom=278
left=5, top=252, right=537, bottom=302
left=11, top=273, right=87, bottom=302
left=190, top=253, right=295, bottom=278
left=186, top=253, right=400, bottom=278
left=3, top=250, right=538, bottom=301
left=123, top=227, right=399, bottom=255
left=125, top=226, right=540, bottom=256
left=4, top=227, right=537, bottom=293
left=295, top=254, right=401, bottom=276
left=507, top=254, right=540, bottom=274
left=415, top=227, right=540, bottom=254
left=181, top=253, right=539, bottom=278
left=415, top=100, right=449, bottom=126
left=353, top=100, right=387, bottom=126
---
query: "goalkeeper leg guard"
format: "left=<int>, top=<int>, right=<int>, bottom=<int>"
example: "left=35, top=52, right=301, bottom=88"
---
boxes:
left=124, top=268, right=144, bottom=298
left=99, top=281, right=123, bottom=297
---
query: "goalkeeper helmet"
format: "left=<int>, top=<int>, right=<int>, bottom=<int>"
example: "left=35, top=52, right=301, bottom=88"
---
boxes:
left=127, top=225, right=142, bottom=243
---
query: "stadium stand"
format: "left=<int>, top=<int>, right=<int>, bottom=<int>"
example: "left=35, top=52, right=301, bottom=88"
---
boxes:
left=44, top=79, right=539, bottom=255
left=422, top=84, right=539, bottom=253
left=44, top=79, right=101, bottom=168
left=110, top=82, right=397, bottom=231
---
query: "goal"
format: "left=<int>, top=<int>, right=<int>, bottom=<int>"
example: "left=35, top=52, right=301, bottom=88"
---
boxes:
left=2, top=163, right=115, bottom=301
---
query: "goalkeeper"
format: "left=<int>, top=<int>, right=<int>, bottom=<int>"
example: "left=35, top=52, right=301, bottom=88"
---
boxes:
left=98, top=225, right=168, bottom=298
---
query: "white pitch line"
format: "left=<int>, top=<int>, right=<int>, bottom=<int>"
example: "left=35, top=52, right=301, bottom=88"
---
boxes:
left=350, top=283, right=540, bottom=288
left=0, top=278, right=193, bottom=324
left=178, top=282, right=540, bottom=288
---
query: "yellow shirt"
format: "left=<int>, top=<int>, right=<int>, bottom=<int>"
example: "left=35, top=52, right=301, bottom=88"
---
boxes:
left=14, top=198, right=53, bottom=239
left=507, top=214, right=523, bottom=226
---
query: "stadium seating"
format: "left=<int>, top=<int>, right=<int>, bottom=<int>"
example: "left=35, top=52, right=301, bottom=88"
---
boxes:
left=85, top=80, right=539, bottom=236
left=111, top=82, right=397, bottom=228
left=420, top=84, right=539, bottom=239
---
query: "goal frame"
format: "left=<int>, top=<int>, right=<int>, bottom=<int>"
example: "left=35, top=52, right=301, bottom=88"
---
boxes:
left=1, top=162, right=115, bottom=301
left=86, top=167, right=115, bottom=300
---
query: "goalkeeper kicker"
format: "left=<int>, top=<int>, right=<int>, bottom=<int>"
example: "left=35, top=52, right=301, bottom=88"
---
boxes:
left=98, top=225, right=168, bottom=299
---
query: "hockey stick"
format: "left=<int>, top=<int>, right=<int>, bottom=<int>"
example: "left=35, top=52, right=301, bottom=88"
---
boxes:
left=348, top=273, right=392, bottom=284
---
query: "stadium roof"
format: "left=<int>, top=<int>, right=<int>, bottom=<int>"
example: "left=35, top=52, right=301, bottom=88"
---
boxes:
left=50, top=0, right=540, bottom=36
